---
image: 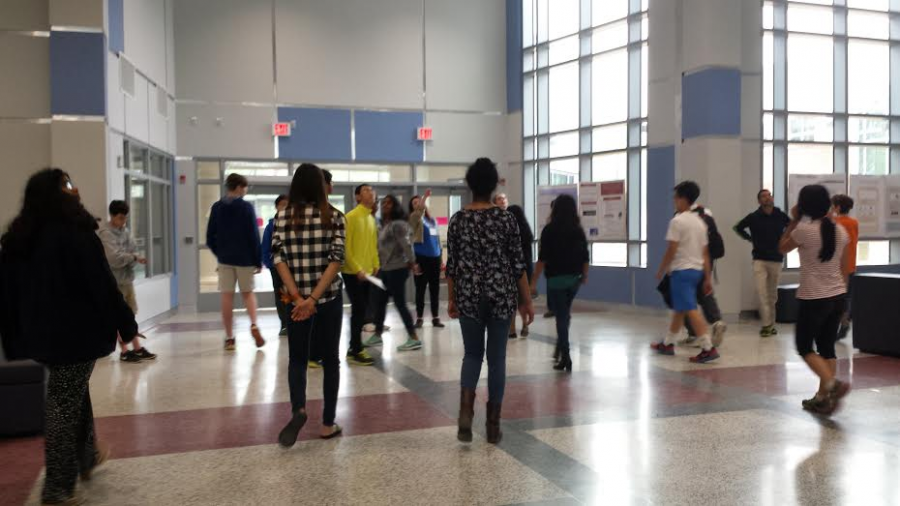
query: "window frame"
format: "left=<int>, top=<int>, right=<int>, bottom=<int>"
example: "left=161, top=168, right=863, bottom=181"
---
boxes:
left=123, top=140, right=175, bottom=280
left=763, top=0, right=900, bottom=267
left=523, top=0, right=649, bottom=268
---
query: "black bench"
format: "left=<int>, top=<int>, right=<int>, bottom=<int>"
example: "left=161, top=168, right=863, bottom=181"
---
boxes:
left=776, top=283, right=799, bottom=324
left=0, top=360, right=45, bottom=437
left=852, top=273, right=900, bottom=357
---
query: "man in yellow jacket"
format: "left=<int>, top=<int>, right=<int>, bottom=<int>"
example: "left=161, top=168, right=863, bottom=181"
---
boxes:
left=342, top=184, right=379, bottom=366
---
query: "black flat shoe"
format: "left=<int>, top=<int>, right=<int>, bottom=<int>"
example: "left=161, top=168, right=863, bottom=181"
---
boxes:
left=278, top=410, right=308, bottom=448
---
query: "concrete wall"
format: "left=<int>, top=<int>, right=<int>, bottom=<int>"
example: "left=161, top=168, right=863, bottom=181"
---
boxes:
left=173, top=0, right=512, bottom=171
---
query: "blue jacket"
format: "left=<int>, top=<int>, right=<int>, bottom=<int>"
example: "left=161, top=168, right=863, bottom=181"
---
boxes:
left=261, top=218, right=275, bottom=269
left=206, top=197, right=261, bottom=268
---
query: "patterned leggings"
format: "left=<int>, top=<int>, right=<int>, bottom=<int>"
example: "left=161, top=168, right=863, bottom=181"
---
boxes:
left=42, top=361, right=98, bottom=503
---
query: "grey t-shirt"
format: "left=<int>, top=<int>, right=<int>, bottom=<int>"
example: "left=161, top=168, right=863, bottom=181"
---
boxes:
left=378, top=220, right=415, bottom=272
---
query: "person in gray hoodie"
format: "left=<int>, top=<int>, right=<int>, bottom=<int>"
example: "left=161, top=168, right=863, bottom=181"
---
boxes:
left=97, top=200, right=156, bottom=362
left=365, top=194, right=422, bottom=352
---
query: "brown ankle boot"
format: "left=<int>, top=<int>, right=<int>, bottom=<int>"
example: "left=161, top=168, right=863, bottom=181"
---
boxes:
left=457, top=388, right=476, bottom=442
left=486, top=401, right=502, bottom=444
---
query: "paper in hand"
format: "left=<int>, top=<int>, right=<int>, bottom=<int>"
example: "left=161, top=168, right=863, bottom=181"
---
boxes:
left=365, top=274, right=386, bottom=291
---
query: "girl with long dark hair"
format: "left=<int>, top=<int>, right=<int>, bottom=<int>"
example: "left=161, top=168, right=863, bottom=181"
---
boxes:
left=446, top=158, right=534, bottom=444
left=507, top=205, right=534, bottom=338
left=409, top=190, right=445, bottom=329
left=0, top=168, right=138, bottom=505
left=366, top=194, right=422, bottom=352
left=272, top=163, right=346, bottom=446
left=779, top=184, right=852, bottom=415
left=530, top=195, right=589, bottom=371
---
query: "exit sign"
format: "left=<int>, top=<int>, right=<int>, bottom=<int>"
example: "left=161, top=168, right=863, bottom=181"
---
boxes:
left=273, top=122, right=292, bottom=137
left=417, top=127, right=433, bottom=141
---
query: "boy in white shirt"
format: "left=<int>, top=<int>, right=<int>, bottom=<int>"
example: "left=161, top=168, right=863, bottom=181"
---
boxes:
left=651, top=181, right=720, bottom=363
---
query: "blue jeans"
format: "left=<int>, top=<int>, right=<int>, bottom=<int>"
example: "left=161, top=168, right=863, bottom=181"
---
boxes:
left=287, top=295, right=343, bottom=425
left=547, top=284, right=579, bottom=353
left=459, top=307, right=512, bottom=404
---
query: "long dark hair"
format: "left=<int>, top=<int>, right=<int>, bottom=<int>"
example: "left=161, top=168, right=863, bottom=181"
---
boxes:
left=548, top=194, right=581, bottom=235
left=508, top=204, right=533, bottom=243
left=797, top=184, right=836, bottom=262
left=288, top=163, right=334, bottom=228
left=1, top=168, right=97, bottom=258
left=381, top=194, right=406, bottom=222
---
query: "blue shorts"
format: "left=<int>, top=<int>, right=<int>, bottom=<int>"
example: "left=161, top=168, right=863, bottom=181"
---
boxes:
left=669, top=269, right=704, bottom=312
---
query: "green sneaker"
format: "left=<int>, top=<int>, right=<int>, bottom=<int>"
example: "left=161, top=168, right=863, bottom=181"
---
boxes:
left=769, top=326, right=778, bottom=336
left=364, top=334, right=383, bottom=347
left=759, top=326, right=772, bottom=338
left=396, top=338, right=423, bottom=352
left=348, top=350, right=375, bottom=366
left=307, top=360, right=323, bottom=369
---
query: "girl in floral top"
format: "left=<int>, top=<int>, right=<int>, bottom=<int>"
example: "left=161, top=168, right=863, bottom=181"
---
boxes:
left=446, top=158, right=534, bottom=445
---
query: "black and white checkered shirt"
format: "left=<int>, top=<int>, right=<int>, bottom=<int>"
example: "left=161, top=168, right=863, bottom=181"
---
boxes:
left=271, top=205, right=346, bottom=304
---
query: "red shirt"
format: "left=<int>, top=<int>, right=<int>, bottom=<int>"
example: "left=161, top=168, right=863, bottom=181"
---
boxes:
left=834, top=215, right=859, bottom=273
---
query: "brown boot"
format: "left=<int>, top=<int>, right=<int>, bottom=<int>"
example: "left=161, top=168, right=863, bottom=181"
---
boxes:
left=486, top=401, right=502, bottom=444
left=457, top=388, right=476, bottom=442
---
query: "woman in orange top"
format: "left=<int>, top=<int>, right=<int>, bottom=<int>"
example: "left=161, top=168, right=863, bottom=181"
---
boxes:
left=831, top=194, right=858, bottom=339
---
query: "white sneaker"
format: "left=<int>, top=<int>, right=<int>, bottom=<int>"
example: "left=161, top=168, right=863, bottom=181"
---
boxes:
left=711, top=321, right=727, bottom=348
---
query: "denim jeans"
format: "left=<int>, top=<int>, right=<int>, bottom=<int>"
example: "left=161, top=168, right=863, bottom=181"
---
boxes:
left=547, top=284, right=579, bottom=353
left=287, top=295, right=343, bottom=425
left=459, top=301, right=512, bottom=403
left=374, top=267, right=416, bottom=335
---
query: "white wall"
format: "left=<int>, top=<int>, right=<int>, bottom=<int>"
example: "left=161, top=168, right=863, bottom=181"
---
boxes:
left=123, top=0, right=169, bottom=92
left=135, top=276, right=174, bottom=324
left=50, top=121, right=108, bottom=218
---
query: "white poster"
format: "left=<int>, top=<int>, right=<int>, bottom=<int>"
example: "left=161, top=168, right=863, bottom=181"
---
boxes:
left=537, top=185, right=579, bottom=236
left=578, top=182, right=602, bottom=240
left=598, top=180, right=627, bottom=240
left=788, top=174, right=847, bottom=209
left=884, top=175, right=900, bottom=238
left=849, top=175, right=883, bottom=237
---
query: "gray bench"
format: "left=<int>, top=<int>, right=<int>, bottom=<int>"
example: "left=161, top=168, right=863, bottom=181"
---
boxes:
left=0, top=360, right=45, bottom=437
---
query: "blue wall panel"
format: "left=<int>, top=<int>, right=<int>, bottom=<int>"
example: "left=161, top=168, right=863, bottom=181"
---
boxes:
left=277, top=107, right=352, bottom=162
left=578, top=267, right=634, bottom=305
left=506, top=0, right=523, bottom=113
left=354, top=111, right=423, bottom=163
left=682, top=67, right=741, bottom=139
left=635, top=145, right=676, bottom=308
left=108, top=0, right=124, bottom=53
left=50, top=31, right=107, bottom=116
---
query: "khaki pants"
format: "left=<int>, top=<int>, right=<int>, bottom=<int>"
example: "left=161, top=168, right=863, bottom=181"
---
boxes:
left=753, top=260, right=782, bottom=327
left=118, top=283, right=138, bottom=315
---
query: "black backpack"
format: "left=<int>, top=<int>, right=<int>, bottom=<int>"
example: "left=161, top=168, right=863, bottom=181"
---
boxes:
left=693, top=207, right=725, bottom=261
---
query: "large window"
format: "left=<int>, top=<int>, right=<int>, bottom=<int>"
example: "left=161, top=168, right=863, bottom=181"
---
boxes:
left=523, top=0, right=649, bottom=267
left=764, top=0, right=898, bottom=266
left=124, top=142, right=174, bottom=279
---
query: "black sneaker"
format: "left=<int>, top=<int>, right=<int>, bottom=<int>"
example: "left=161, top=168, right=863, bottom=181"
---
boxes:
left=432, top=318, right=445, bottom=328
left=120, top=351, right=141, bottom=363
left=837, top=323, right=850, bottom=340
left=415, top=318, right=424, bottom=329
left=544, top=311, right=555, bottom=318
left=133, top=348, right=157, bottom=361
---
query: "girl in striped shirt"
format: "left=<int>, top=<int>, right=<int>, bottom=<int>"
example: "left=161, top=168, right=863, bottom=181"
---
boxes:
left=779, top=185, right=852, bottom=415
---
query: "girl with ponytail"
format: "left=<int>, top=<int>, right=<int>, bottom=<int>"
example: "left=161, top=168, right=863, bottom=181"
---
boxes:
left=779, top=184, right=853, bottom=416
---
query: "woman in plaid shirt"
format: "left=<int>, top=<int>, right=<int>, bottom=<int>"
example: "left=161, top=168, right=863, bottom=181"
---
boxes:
left=271, top=163, right=346, bottom=446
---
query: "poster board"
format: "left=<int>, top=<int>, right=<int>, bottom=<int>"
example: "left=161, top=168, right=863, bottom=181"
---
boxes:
left=579, top=180, right=626, bottom=240
left=849, top=175, right=884, bottom=237
left=788, top=174, right=847, bottom=210
left=884, top=175, right=900, bottom=238
left=537, top=185, right=578, bottom=235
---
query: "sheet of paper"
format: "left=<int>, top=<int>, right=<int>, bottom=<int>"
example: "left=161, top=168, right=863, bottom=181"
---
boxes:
left=365, top=275, right=386, bottom=291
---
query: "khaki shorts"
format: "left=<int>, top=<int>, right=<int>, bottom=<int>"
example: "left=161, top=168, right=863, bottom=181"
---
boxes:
left=119, top=283, right=138, bottom=314
left=218, top=264, right=256, bottom=293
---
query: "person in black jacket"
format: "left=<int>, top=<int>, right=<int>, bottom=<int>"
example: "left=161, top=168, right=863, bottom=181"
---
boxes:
left=734, top=189, right=791, bottom=337
left=531, top=195, right=589, bottom=372
left=0, top=168, right=138, bottom=506
left=507, top=205, right=534, bottom=338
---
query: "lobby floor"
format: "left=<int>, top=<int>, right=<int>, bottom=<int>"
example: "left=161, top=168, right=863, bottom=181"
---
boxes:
left=4, top=300, right=900, bottom=505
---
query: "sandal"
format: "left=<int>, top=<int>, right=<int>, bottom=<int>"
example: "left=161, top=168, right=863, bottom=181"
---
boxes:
left=320, top=424, right=343, bottom=440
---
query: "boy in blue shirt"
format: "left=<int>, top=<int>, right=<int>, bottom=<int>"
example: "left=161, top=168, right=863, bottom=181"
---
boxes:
left=261, top=194, right=289, bottom=337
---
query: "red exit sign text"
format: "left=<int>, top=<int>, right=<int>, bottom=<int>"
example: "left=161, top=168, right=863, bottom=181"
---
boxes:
left=417, top=127, right=433, bottom=141
left=273, top=122, right=292, bottom=137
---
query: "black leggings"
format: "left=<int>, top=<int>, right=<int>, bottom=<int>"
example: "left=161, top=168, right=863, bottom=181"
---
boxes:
left=287, top=296, right=342, bottom=425
left=375, top=268, right=416, bottom=335
left=343, top=274, right=370, bottom=354
left=415, top=255, right=441, bottom=319
left=795, top=295, right=845, bottom=359
left=42, top=361, right=97, bottom=503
